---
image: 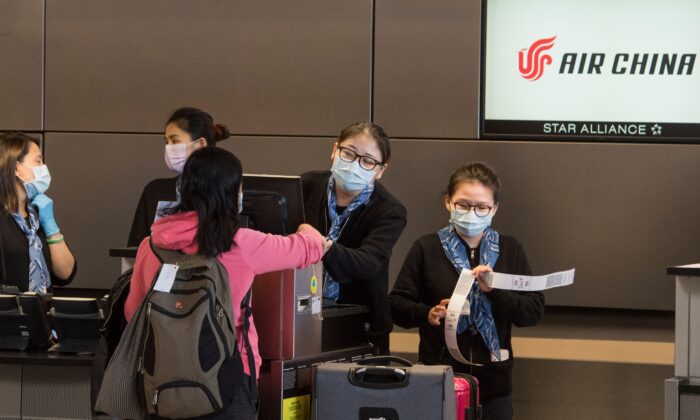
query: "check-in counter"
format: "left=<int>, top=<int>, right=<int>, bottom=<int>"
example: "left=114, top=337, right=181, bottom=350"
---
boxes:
left=251, top=265, right=374, bottom=420
left=665, top=263, right=700, bottom=420
left=252, top=264, right=324, bottom=360
left=0, top=351, right=94, bottom=420
left=257, top=345, right=374, bottom=420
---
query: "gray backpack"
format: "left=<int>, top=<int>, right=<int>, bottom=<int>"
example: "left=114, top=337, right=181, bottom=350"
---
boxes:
left=139, top=243, right=254, bottom=419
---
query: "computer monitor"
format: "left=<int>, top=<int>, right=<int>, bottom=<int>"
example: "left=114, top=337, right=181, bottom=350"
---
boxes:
left=49, top=297, right=104, bottom=354
left=241, top=174, right=306, bottom=235
left=0, top=294, right=29, bottom=351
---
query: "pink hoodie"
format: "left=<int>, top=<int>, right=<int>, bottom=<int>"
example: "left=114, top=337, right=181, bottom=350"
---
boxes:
left=124, top=211, right=324, bottom=379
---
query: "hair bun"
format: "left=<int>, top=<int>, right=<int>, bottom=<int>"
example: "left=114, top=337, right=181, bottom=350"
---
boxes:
left=213, top=123, right=231, bottom=142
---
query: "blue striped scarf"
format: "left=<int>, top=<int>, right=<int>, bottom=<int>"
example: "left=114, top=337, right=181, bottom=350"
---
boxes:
left=323, top=176, right=374, bottom=300
left=11, top=206, right=51, bottom=293
left=438, top=225, right=501, bottom=360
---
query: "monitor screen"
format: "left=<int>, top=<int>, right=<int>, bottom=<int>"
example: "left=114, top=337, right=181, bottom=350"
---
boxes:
left=0, top=294, right=29, bottom=350
left=481, top=0, right=700, bottom=142
left=241, top=174, right=306, bottom=235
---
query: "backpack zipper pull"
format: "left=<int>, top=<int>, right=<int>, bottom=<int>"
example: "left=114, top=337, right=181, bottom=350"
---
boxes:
left=153, top=389, right=159, bottom=406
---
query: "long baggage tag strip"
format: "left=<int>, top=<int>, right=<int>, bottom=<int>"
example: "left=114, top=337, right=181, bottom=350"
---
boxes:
left=483, top=268, right=576, bottom=291
left=445, top=268, right=576, bottom=367
left=444, top=269, right=483, bottom=366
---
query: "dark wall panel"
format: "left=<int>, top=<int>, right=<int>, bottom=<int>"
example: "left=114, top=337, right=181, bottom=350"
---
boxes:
left=220, top=137, right=335, bottom=175
left=45, top=133, right=172, bottom=289
left=0, top=0, right=43, bottom=130
left=374, top=0, right=481, bottom=139
left=45, top=0, right=372, bottom=135
left=513, top=359, right=671, bottom=420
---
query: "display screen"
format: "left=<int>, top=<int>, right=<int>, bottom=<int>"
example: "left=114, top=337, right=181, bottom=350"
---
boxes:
left=481, top=0, right=700, bottom=142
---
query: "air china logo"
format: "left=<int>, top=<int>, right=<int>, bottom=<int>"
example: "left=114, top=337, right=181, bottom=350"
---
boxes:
left=518, top=36, right=556, bottom=81
left=516, top=36, right=695, bottom=81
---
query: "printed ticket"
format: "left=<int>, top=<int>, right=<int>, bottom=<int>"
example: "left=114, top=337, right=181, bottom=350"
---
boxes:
left=483, top=269, right=575, bottom=291
left=445, top=268, right=575, bottom=366
left=444, top=269, right=483, bottom=366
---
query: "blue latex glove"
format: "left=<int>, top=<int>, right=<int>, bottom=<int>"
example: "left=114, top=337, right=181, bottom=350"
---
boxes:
left=31, top=194, right=60, bottom=237
left=24, top=183, right=39, bottom=200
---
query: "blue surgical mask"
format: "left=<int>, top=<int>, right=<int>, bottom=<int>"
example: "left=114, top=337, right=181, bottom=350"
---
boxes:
left=19, top=162, right=51, bottom=200
left=331, top=157, right=376, bottom=192
left=450, top=208, right=493, bottom=237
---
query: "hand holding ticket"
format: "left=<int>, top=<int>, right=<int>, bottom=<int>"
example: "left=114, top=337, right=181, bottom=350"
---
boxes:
left=482, top=268, right=575, bottom=291
left=443, top=268, right=575, bottom=367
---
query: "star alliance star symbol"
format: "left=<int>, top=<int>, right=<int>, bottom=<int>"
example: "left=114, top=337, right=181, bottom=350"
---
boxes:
left=651, top=124, right=662, bottom=136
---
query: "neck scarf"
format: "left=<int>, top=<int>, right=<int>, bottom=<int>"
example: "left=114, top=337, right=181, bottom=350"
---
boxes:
left=11, top=206, right=51, bottom=293
left=323, top=176, right=374, bottom=300
left=175, top=175, right=182, bottom=202
left=438, top=225, right=501, bottom=360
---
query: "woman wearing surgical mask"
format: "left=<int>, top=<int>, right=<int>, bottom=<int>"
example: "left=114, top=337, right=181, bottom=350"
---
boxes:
left=127, top=107, right=231, bottom=247
left=389, top=162, right=544, bottom=420
left=0, top=132, right=76, bottom=292
left=301, top=122, right=407, bottom=355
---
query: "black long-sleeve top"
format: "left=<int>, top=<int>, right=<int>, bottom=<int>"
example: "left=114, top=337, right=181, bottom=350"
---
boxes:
left=0, top=211, right=77, bottom=291
left=390, top=233, right=544, bottom=402
left=127, top=177, right=178, bottom=247
left=301, top=170, right=407, bottom=342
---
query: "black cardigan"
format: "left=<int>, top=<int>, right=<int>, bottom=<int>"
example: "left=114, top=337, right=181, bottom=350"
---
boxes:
left=127, top=177, right=178, bottom=247
left=390, top=233, right=544, bottom=402
left=0, top=211, right=76, bottom=291
left=301, top=170, right=407, bottom=341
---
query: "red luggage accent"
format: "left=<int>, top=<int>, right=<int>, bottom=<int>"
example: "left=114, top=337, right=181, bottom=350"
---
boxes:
left=454, top=373, right=481, bottom=420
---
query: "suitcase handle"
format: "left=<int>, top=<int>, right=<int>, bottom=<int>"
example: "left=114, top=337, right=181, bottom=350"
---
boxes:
left=355, top=356, right=413, bottom=367
left=349, top=366, right=410, bottom=389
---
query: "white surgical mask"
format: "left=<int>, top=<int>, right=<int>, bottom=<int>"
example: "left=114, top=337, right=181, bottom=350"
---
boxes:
left=19, top=162, right=51, bottom=200
left=331, top=157, right=376, bottom=192
left=164, top=140, right=198, bottom=174
left=238, top=191, right=244, bottom=214
left=450, top=208, right=493, bottom=237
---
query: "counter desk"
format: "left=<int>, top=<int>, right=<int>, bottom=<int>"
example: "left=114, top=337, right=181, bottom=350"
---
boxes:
left=0, top=350, right=94, bottom=420
left=665, top=263, right=700, bottom=420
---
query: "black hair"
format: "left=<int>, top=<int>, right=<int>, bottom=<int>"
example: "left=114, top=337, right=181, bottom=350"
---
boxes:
left=176, top=147, right=243, bottom=257
left=446, top=162, right=501, bottom=204
left=337, top=122, right=391, bottom=164
left=166, top=107, right=231, bottom=147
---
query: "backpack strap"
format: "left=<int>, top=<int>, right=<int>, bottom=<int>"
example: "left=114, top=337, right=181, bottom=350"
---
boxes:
left=149, top=237, right=211, bottom=271
left=241, top=287, right=257, bottom=402
left=149, top=237, right=178, bottom=264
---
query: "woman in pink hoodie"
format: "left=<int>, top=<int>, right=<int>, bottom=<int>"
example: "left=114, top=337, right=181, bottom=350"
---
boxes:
left=124, top=147, right=329, bottom=419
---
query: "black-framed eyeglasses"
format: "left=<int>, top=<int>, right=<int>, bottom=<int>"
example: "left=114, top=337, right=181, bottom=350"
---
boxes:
left=337, top=146, right=384, bottom=171
left=453, top=202, right=494, bottom=218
